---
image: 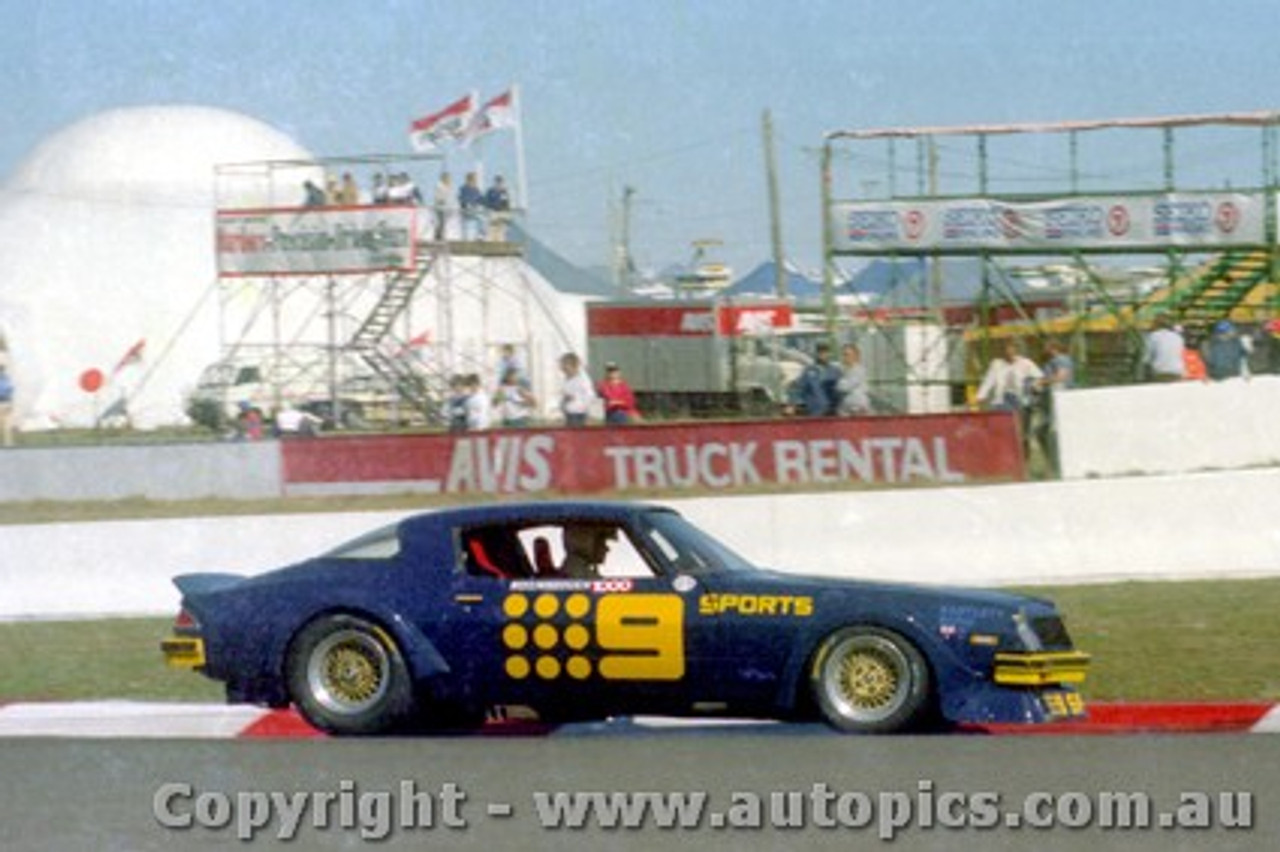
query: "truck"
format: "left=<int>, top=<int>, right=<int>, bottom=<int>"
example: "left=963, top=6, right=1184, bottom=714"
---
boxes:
left=585, top=298, right=814, bottom=417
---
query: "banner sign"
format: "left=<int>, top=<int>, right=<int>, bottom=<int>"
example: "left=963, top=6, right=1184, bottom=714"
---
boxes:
left=216, top=205, right=419, bottom=276
left=588, top=303, right=795, bottom=338
left=281, top=412, right=1026, bottom=496
left=830, top=192, right=1267, bottom=254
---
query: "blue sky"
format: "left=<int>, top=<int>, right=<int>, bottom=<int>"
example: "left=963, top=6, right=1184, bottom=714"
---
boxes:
left=4, top=1, right=1279, bottom=279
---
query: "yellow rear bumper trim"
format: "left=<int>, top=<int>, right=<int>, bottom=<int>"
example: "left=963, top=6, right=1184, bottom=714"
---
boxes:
left=161, top=636, right=206, bottom=669
left=993, top=651, right=1090, bottom=686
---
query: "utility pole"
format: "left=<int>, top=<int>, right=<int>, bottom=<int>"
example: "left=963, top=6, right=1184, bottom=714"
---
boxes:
left=928, top=137, right=943, bottom=323
left=762, top=109, right=788, bottom=299
left=614, top=185, right=636, bottom=291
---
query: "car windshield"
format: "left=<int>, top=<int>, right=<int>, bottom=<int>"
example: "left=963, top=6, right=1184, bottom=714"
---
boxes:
left=639, top=509, right=757, bottom=574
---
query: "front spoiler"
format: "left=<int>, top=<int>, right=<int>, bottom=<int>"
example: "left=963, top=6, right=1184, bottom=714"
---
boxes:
left=992, top=651, right=1091, bottom=687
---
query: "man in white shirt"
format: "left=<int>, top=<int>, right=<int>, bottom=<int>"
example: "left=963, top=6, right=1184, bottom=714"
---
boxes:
left=463, top=374, right=492, bottom=431
left=1144, top=314, right=1185, bottom=382
left=559, top=352, right=596, bottom=427
left=977, top=339, right=1044, bottom=411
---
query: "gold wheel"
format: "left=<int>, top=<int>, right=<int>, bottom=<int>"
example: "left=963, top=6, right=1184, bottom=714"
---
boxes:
left=812, top=628, right=929, bottom=732
left=306, top=628, right=391, bottom=717
left=838, top=645, right=901, bottom=713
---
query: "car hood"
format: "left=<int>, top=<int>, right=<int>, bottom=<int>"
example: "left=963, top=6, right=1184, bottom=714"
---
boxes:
left=726, top=567, right=1049, bottom=612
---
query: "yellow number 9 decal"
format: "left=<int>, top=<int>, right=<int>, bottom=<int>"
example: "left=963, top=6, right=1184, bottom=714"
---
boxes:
left=596, top=594, right=685, bottom=680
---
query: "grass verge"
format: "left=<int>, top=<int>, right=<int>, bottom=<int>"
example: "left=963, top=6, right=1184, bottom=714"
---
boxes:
left=3, top=577, right=1280, bottom=705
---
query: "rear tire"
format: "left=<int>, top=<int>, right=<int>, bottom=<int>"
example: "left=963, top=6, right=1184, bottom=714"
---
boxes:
left=286, top=614, right=415, bottom=735
left=809, top=626, right=932, bottom=734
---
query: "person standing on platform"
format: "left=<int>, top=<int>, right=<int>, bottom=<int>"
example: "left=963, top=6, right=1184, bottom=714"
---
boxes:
left=559, top=352, right=596, bottom=427
left=458, top=172, right=485, bottom=241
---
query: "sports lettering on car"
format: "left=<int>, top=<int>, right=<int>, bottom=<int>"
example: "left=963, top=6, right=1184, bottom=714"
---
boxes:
left=698, top=594, right=814, bottom=617
left=501, top=593, right=685, bottom=682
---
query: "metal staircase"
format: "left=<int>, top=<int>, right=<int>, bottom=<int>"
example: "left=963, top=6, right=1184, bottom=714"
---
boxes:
left=1138, top=251, right=1271, bottom=328
left=347, top=249, right=441, bottom=421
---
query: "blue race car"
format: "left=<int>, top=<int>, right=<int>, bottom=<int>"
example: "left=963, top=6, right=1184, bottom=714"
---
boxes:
left=162, top=501, right=1088, bottom=735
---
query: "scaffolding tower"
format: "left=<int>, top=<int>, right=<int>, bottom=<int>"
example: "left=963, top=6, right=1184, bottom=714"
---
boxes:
left=821, top=111, right=1280, bottom=390
left=208, top=155, right=575, bottom=428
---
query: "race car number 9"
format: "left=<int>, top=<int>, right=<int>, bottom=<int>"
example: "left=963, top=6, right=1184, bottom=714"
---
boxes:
left=596, top=594, right=685, bottom=680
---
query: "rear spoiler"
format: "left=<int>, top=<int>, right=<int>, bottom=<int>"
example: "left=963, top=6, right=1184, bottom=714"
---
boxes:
left=173, top=572, right=246, bottom=598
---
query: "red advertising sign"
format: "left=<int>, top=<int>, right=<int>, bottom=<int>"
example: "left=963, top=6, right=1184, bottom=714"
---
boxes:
left=281, top=412, right=1025, bottom=496
left=587, top=302, right=795, bottom=337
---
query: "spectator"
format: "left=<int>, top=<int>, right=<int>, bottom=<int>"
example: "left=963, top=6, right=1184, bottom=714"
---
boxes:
left=1182, top=329, right=1208, bottom=381
left=274, top=403, right=322, bottom=438
left=458, top=172, right=485, bottom=240
left=337, top=172, right=360, bottom=206
left=235, top=401, right=264, bottom=441
left=977, top=339, right=1044, bottom=411
left=559, top=352, right=597, bottom=427
left=370, top=173, right=389, bottom=205
left=835, top=343, right=871, bottom=416
left=493, top=366, right=537, bottom=428
left=446, top=374, right=469, bottom=433
left=598, top=362, right=641, bottom=425
left=324, top=174, right=341, bottom=205
left=463, top=374, right=492, bottom=431
left=1203, top=319, right=1248, bottom=380
left=1144, top=313, right=1185, bottom=382
left=496, top=343, right=528, bottom=388
left=402, top=172, right=424, bottom=205
left=788, top=341, right=840, bottom=416
left=484, top=175, right=512, bottom=241
left=302, top=179, right=326, bottom=207
left=1034, top=339, right=1074, bottom=477
left=433, top=172, right=455, bottom=240
left=0, top=363, right=14, bottom=447
left=1038, top=338, right=1075, bottom=391
left=977, top=339, right=1044, bottom=455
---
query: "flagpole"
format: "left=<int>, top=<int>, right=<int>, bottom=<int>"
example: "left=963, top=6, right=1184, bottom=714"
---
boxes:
left=512, top=84, right=529, bottom=216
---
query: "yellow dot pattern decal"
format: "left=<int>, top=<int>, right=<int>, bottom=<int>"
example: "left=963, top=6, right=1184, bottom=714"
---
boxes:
left=502, top=592, right=685, bottom=682
left=502, top=624, right=529, bottom=650
left=505, top=656, right=531, bottom=679
left=533, top=624, right=559, bottom=650
left=566, top=656, right=592, bottom=680
left=564, top=623, right=590, bottom=650
left=536, top=656, right=561, bottom=679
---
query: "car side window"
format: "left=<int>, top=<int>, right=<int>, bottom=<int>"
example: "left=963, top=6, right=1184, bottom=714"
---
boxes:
left=514, top=523, right=657, bottom=580
left=458, top=527, right=534, bottom=580
left=324, top=524, right=402, bottom=560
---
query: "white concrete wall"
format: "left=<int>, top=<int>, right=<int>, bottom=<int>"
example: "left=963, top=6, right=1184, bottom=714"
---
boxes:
left=1055, top=376, right=1280, bottom=479
left=0, top=442, right=281, bottom=502
left=4, top=468, right=1278, bottom=619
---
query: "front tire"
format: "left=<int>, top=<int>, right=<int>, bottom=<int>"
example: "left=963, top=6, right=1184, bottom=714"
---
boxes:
left=286, top=614, right=415, bottom=735
left=809, top=626, right=932, bottom=733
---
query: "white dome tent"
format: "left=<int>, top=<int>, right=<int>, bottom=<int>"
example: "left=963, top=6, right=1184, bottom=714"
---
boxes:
left=0, top=105, right=316, bottom=428
left=0, top=105, right=595, bottom=432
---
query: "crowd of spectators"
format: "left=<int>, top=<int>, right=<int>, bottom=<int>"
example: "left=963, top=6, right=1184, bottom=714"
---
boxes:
left=300, top=168, right=513, bottom=241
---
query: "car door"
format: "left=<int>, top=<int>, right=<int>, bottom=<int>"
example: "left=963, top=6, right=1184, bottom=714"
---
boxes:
left=436, top=519, right=722, bottom=720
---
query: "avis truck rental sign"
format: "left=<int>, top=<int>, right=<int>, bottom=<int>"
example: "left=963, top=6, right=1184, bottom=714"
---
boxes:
left=281, top=413, right=1025, bottom=496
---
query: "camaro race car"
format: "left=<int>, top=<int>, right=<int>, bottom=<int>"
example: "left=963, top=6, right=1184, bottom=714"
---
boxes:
left=162, top=501, right=1089, bottom=735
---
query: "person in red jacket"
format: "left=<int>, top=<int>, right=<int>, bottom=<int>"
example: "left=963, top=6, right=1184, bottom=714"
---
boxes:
left=598, top=362, right=641, bottom=425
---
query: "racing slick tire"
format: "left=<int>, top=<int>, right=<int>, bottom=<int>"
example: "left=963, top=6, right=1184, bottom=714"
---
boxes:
left=809, top=626, right=932, bottom=734
left=287, top=614, right=416, bottom=735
